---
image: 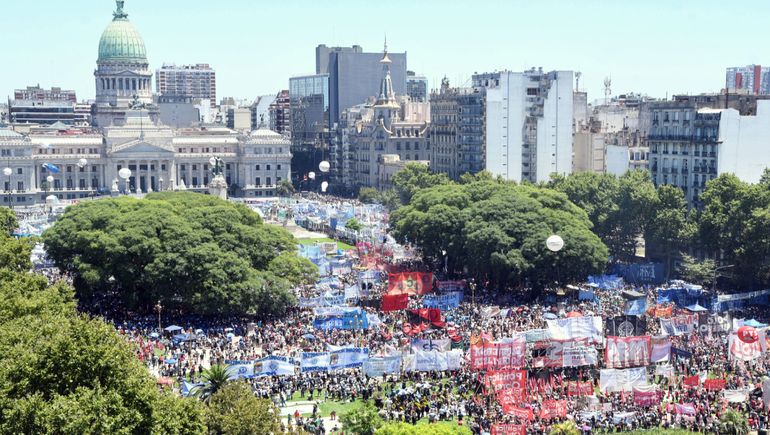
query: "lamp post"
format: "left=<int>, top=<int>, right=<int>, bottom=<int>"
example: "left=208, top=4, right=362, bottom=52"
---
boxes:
left=155, top=300, right=163, bottom=333
left=77, top=158, right=88, bottom=195
left=159, top=177, right=164, bottom=192
left=2, top=166, right=11, bottom=208
left=45, top=175, right=54, bottom=214
left=712, top=264, right=735, bottom=295
left=118, top=168, right=132, bottom=194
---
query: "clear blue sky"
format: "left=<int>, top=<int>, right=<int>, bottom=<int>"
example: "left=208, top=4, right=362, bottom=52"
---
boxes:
left=1, top=0, right=767, bottom=103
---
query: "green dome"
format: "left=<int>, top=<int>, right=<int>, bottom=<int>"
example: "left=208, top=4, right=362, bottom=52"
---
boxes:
left=97, top=17, right=147, bottom=63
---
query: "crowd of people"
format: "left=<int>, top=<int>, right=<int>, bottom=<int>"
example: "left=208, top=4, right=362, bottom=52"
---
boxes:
left=22, top=195, right=770, bottom=435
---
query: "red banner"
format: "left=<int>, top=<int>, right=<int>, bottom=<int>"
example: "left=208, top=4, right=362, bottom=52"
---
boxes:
left=486, top=369, right=527, bottom=392
left=408, top=309, right=444, bottom=328
left=381, top=294, right=408, bottom=312
left=683, top=375, right=700, bottom=388
left=567, top=381, right=594, bottom=397
left=507, top=406, right=533, bottom=422
left=497, top=388, right=527, bottom=413
left=539, top=400, right=568, bottom=420
left=470, top=338, right=526, bottom=370
left=704, top=379, right=726, bottom=391
left=605, top=336, right=651, bottom=368
left=655, top=305, right=674, bottom=318
left=491, top=424, right=526, bottom=435
left=387, top=272, right=433, bottom=295
left=633, top=389, right=662, bottom=406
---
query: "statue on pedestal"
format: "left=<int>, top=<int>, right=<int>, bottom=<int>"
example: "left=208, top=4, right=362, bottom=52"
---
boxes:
left=208, top=156, right=228, bottom=200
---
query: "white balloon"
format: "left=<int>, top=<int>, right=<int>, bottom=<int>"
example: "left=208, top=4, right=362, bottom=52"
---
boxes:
left=118, top=168, right=132, bottom=179
left=308, top=172, right=316, bottom=180
left=319, top=161, right=330, bottom=173
left=78, top=158, right=88, bottom=168
left=546, top=235, right=564, bottom=252
left=321, top=181, right=329, bottom=192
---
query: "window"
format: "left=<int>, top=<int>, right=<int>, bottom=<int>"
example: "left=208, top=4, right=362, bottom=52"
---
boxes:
left=266, top=164, right=271, bottom=170
left=180, top=164, right=186, bottom=171
left=16, top=168, right=22, bottom=175
left=256, top=164, right=261, bottom=170
left=255, top=177, right=261, bottom=186
left=192, top=164, right=197, bottom=170
left=277, top=164, right=281, bottom=170
left=266, top=177, right=272, bottom=186
left=16, top=181, right=24, bottom=191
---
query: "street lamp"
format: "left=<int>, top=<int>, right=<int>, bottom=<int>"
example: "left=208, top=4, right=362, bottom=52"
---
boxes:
left=2, top=166, right=11, bottom=208
left=159, top=177, right=164, bottom=192
left=118, top=168, right=132, bottom=194
left=155, top=300, right=163, bottom=333
left=77, top=158, right=88, bottom=195
left=45, top=175, right=54, bottom=215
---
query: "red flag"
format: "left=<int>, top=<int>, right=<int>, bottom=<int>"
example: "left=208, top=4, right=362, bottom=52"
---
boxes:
left=381, top=294, right=408, bottom=312
left=683, top=375, right=700, bottom=388
left=387, top=272, right=433, bottom=295
left=539, top=400, right=568, bottom=420
left=704, top=379, right=726, bottom=391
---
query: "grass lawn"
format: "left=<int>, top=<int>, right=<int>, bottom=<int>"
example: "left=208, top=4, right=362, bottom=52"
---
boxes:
left=297, top=237, right=355, bottom=251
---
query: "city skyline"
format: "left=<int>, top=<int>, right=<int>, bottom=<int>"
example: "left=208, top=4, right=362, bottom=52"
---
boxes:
left=1, top=0, right=769, bottom=103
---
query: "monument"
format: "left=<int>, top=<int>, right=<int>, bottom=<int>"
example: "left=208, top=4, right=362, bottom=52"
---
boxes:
left=208, top=156, right=227, bottom=200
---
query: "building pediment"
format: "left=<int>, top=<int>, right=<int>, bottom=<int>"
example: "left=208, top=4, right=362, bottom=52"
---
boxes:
left=110, top=139, right=175, bottom=155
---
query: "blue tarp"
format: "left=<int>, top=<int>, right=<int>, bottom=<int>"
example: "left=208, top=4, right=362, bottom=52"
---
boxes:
left=313, top=308, right=369, bottom=330
left=657, top=286, right=711, bottom=309
left=612, top=263, right=665, bottom=284
left=587, top=275, right=624, bottom=290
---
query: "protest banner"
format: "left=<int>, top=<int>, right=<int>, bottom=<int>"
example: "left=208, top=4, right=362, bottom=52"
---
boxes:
left=387, top=272, right=433, bottom=295
left=660, top=315, right=698, bottom=336
left=546, top=316, right=603, bottom=341
left=539, top=400, right=568, bottom=420
left=599, top=367, right=648, bottom=393
left=423, top=291, right=463, bottom=310
left=381, top=294, right=408, bottom=312
left=605, top=336, right=651, bottom=368
left=491, top=424, right=526, bottom=435
left=486, top=369, right=527, bottom=392
left=470, top=337, right=526, bottom=370
left=362, top=356, right=401, bottom=377
left=254, top=356, right=296, bottom=377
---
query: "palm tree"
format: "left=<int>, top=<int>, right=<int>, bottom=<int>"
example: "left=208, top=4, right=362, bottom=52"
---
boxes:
left=191, top=364, right=232, bottom=402
left=549, top=421, right=580, bottom=435
left=720, top=409, right=749, bottom=435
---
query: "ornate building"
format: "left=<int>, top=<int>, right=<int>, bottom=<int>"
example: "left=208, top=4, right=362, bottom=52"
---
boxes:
left=345, top=44, right=430, bottom=189
left=0, top=0, right=291, bottom=206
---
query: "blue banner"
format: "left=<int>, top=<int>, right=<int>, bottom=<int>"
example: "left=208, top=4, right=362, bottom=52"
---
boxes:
left=300, top=348, right=370, bottom=372
left=299, top=294, right=345, bottom=308
left=255, top=356, right=296, bottom=376
left=579, top=290, right=595, bottom=301
left=611, top=263, right=665, bottom=284
left=423, top=292, right=463, bottom=310
left=313, top=308, right=369, bottom=330
left=624, top=298, right=647, bottom=316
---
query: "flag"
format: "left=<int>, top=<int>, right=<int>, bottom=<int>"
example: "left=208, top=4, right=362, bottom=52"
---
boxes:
left=381, top=294, right=408, bottom=312
left=408, top=308, right=445, bottom=328
left=387, top=272, right=433, bottom=295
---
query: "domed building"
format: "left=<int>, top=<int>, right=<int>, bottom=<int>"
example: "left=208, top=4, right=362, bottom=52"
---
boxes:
left=93, top=0, right=155, bottom=127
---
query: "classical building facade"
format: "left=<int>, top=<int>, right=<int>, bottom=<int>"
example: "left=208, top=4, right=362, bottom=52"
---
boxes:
left=0, top=0, right=291, bottom=206
left=345, top=47, right=430, bottom=189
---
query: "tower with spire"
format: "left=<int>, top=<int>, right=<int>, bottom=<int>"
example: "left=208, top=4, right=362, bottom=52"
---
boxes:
left=373, top=39, right=401, bottom=130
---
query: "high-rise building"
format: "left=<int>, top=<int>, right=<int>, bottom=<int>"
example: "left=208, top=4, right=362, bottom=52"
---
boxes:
left=407, top=71, right=428, bottom=102
left=644, top=92, right=770, bottom=207
left=725, top=65, right=770, bottom=95
left=318, top=43, right=407, bottom=123
left=473, top=69, right=574, bottom=183
left=269, top=90, right=291, bottom=137
left=429, top=78, right=485, bottom=180
left=315, top=45, right=362, bottom=75
left=9, top=86, right=89, bottom=126
left=156, top=63, right=217, bottom=108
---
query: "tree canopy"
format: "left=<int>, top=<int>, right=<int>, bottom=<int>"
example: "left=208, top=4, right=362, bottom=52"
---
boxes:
left=391, top=176, right=608, bottom=288
left=0, top=234, right=206, bottom=434
left=42, top=192, right=316, bottom=316
left=206, top=382, right=281, bottom=435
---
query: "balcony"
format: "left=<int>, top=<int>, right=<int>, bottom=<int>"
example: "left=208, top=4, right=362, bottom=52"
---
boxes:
left=682, top=168, right=689, bottom=174
left=694, top=151, right=701, bottom=156
left=709, top=167, right=717, bottom=174
left=647, top=134, right=692, bottom=141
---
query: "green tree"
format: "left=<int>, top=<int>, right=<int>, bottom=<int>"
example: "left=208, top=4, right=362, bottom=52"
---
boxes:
left=646, top=185, right=694, bottom=278
left=340, top=402, right=382, bottom=435
left=0, top=207, right=17, bottom=235
left=391, top=177, right=608, bottom=289
left=677, top=254, right=716, bottom=287
left=193, top=365, right=232, bottom=403
left=345, top=217, right=362, bottom=232
left=43, top=192, right=304, bottom=316
left=720, top=409, right=749, bottom=435
left=358, top=187, right=380, bottom=204
left=276, top=179, right=296, bottom=197
left=390, top=163, right=450, bottom=205
left=550, top=421, right=581, bottom=435
left=206, top=382, right=281, bottom=435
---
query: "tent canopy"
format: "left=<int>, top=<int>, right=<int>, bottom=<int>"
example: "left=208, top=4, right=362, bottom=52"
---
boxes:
left=164, top=325, right=183, bottom=332
left=686, top=303, right=708, bottom=312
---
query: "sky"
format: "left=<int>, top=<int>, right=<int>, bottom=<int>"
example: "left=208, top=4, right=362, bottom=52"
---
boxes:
left=1, top=0, right=768, bottom=103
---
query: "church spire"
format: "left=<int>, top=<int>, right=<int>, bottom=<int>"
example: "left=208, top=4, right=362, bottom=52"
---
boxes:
left=114, top=0, right=128, bottom=20
left=376, top=37, right=396, bottom=104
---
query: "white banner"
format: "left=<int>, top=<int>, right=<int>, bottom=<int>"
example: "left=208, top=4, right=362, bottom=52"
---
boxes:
left=723, top=389, right=751, bottom=403
left=655, top=364, right=675, bottom=379
left=411, top=339, right=451, bottom=353
left=729, top=333, right=765, bottom=361
left=226, top=362, right=254, bottom=379
left=405, top=350, right=463, bottom=372
left=599, top=367, right=648, bottom=393
left=255, top=356, right=296, bottom=376
left=363, top=356, right=402, bottom=377
left=300, top=348, right=369, bottom=372
left=660, top=315, right=698, bottom=336
left=562, top=345, right=599, bottom=367
left=546, top=316, right=603, bottom=341
left=605, top=336, right=651, bottom=369
left=650, top=337, right=671, bottom=363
